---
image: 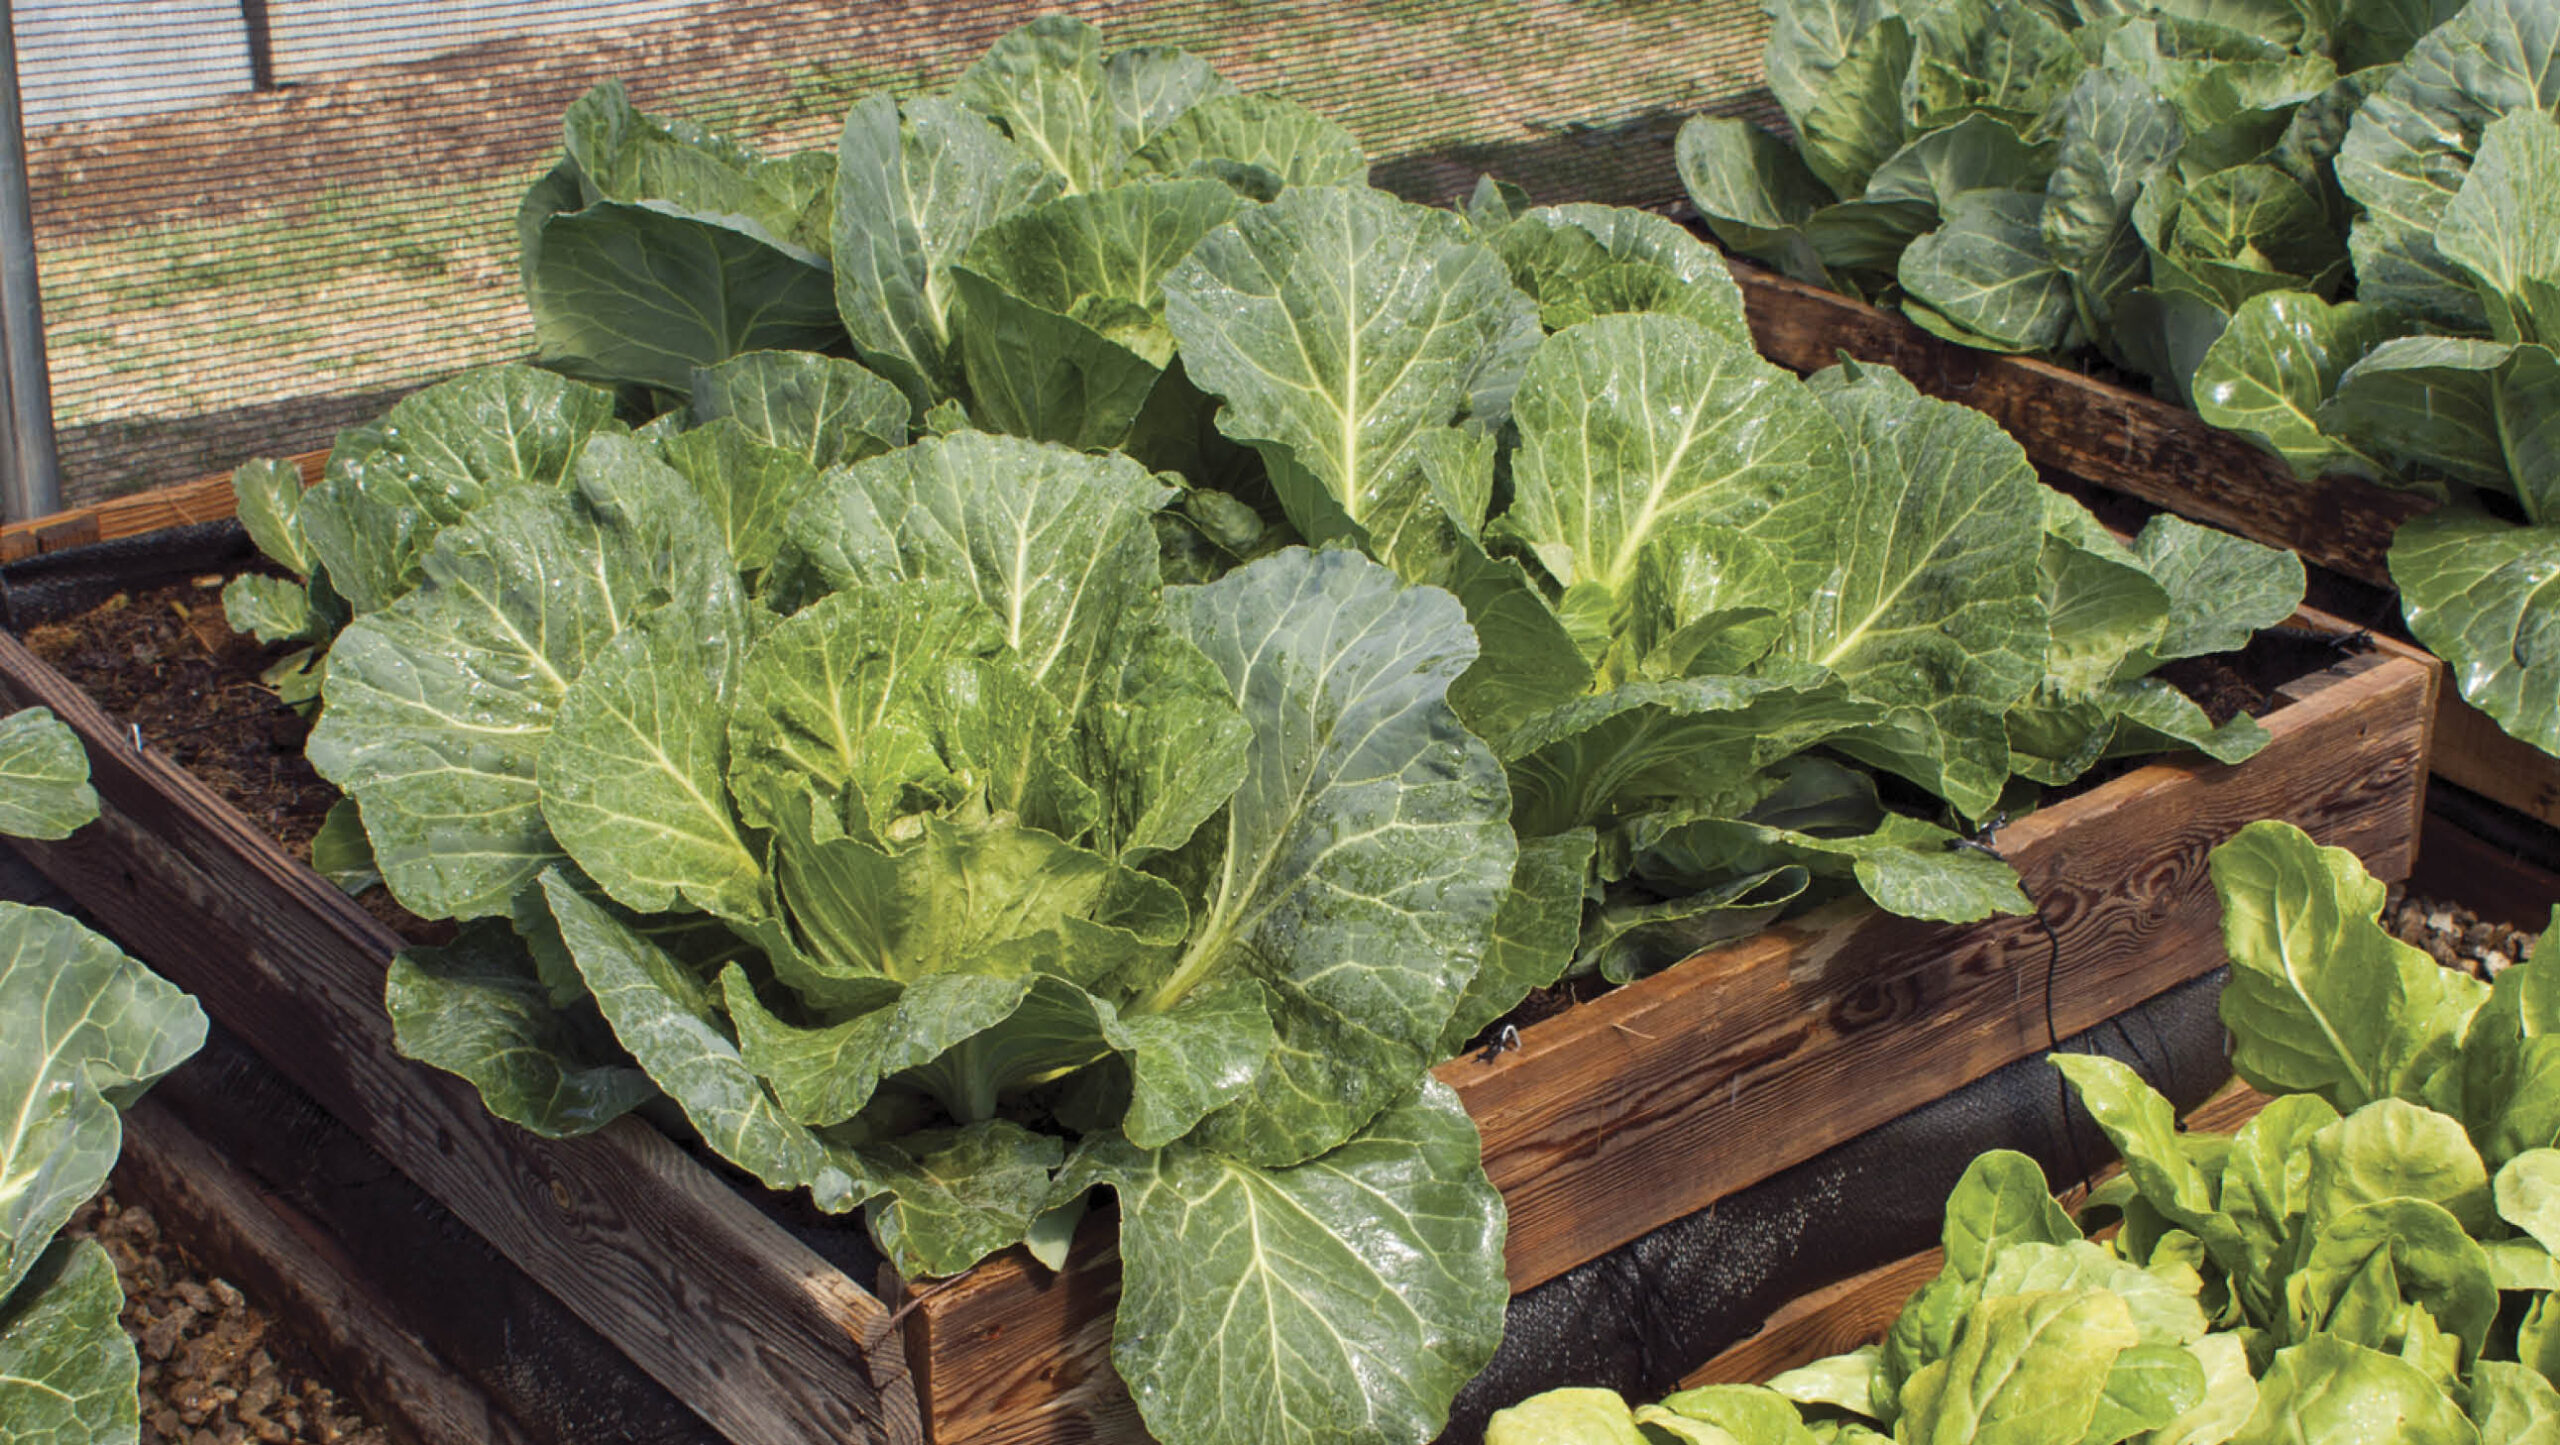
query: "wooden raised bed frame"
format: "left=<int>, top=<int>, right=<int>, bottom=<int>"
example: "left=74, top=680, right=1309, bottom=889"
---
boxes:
left=0, top=480, right=2433, bottom=1444
left=1723, top=258, right=2558, bottom=836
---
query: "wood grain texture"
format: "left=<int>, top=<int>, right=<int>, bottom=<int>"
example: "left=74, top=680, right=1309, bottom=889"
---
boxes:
left=1681, top=1081, right=2276, bottom=1390
left=2434, top=696, right=2560, bottom=831
left=1728, top=262, right=2431, bottom=591
left=0, top=452, right=324, bottom=562
left=114, top=1097, right=542, bottom=1445
left=0, top=632, right=923, bottom=1445
left=906, top=622, right=2433, bottom=1445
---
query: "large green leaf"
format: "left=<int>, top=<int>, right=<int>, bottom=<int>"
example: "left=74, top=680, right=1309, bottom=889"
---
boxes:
left=1159, top=548, right=1514, bottom=1167
left=2044, top=72, right=2186, bottom=331
left=1068, top=1079, right=1506, bottom=1445
left=862, top=1119, right=1067, bottom=1279
left=2127, top=513, right=2309, bottom=666
left=1900, top=190, right=2078, bottom=353
left=1485, top=1389, right=1646, bottom=1445
left=2336, top=0, right=2560, bottom=331
left=1438, top=828, right=1601, bottom=1057
left=1904, top=0, right=2084, bottom=132
left=657, top=419, right=825, bottom=578
left=310, top=435, right=743, bottom=920
left=1894, top=1289, right=2136, bottom=1444
left=0, top=903, right=203, bottom=1302
left=1161, top=184, right=1537, bottom=543
left=2233, top=1336, right=2476, bottom=1443
left=1503, top=312, right=1848, bottom=600
left=542, top=870, right=868, bottom=1210
left=1126, top=93, right=1368, bottom=192
left=0, top=1238, right=137, bottom=1444
left=832, top=93, right=1055, bottom=404
left=541, top=612, right=761, bottom=920
left=2441, top=109, right=2560, bottom=346
left=2163, top=165, right=2343, bottom=312
left=785, top=430, right=1172, bottom=721
left=952, top=178, right=1240, bottom=448
left=559, top=80, right=827, bottom=249
left=2194, top=290, right=2393, bottom=479
left=1489, top=204, right=1753, bottom=344
left=0, top=708, right=96, bottom=843
left=296, top=364, right=622, bottom=614
left=688, top=348, right=910, bottom=473
left=1676, top=118, right=1842, bottom=285
left=2212, top=820, right=2488, bottom=1113
left=1768, top=0, right=1913, bottom=195
left=953, top=17, right=1229, bottom=195
left=2474, top=1360, right=2560, bottom=1443
left=1635, top=811, right=2033, bottom=923
left=2390, top=506, right=2560, bottom=756
left=385, top=919, right=654, bottom=1138
left=528, top=200, right=843, bottom=395
left=1782, top=363, right=2048, bottom=818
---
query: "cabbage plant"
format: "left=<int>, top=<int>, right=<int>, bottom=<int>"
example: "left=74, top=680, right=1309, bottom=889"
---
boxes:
left=1676, top=0, right=2422, bottom=401
left=0, top=708, right=208, bottom=1442
left=1484, top=821, right=2560, bottom=1445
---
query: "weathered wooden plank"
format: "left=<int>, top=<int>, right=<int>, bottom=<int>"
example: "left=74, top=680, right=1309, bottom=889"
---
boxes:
left=2416, top=807, right=2560, bottom=934
left=1681, top=1082, right=2276, bottom=1390
left=0, top=631, right=923, bottom=1445
left=905, top=624, right=2434, bottom=1445
left=2435, top=696, right=2560, bottom=831
left=113, top=1097, right=542, bottom=1445
left=0, top=452, right=324, bottom=562
left=1727, top=261, right=2432, bottom=592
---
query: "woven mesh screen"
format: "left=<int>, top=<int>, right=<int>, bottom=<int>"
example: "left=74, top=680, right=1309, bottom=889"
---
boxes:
left=15, top=0, right=1774, bottom=506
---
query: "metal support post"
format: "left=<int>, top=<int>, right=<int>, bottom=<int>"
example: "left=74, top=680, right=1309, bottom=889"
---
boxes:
left=0, top=0, right=58, bottom=522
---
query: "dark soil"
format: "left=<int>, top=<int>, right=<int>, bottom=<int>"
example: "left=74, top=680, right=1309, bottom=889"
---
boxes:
left=20, top=575, right=445, bottom=943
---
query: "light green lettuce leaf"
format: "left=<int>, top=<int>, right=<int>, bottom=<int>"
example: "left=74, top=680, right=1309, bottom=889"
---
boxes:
left=2233, top=1335, right=2476, bottom=1443
left=1160, top=548, right=1515, bottom=1167
left=1486, top=1388, right=1646, bottom=1445
left=2056, top=1054, right=2252, bottom=1272
left=2499, top=1148, right=2560, bottom=1253
left=2212, top=820, right=2487, bottom=1113
left=2145, top=1333, right=2259, bottom=1445
left=1065, top=1078, right=1505, bottom=1445
left=1896, top=1289, right=2136, bottom=1445
left=2291, top=1197, right=2497, bottom=1360
left=0, top=902, right=204, bottom=1302
left=2303, top=1099, right=2492, bottom=1237
left=1649, top=1384, right=1819, bottom=1445
left=311, top=435, right=743, bottom=920
left=2472, top=1360, right=2560, bottom=1444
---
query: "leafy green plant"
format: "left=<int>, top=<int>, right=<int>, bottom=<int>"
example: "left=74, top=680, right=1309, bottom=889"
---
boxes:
left=1484, top=819, right=2560, bottom=1443
left=1677, top=0, right=2415, bottom=398
left=0, top=707, right=208, bottom=1443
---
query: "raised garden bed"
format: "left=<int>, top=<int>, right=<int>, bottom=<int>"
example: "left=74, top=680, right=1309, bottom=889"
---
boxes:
left=1721, top=256, right=2560, bottom=847
left=0, top=474, right=2437, bottom=1442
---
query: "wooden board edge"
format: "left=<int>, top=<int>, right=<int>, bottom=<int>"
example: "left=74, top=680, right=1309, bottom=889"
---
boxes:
left=113, top=1096, right=544, bottom=1445
left=1725, top=259, right=2431, bottom=590
left=0, top=451, right=322, bottom=563
left=1678, top=1081, right=2276, bottom=1390
left=0, top=630, right=924, bottom=1445
left=2415, top=805, right=2560, bottom=935
left=2433, top=693, right=2560, bottom=833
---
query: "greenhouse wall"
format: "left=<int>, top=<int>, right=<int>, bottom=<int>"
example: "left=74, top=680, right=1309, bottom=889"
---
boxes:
left=10, top=0, right=1774, bottom=507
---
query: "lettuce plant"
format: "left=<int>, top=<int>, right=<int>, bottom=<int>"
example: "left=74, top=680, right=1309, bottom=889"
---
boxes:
left=1676, top=0, right=2411, bottom=400
left=1484, top=820, right=2560, bottom=1444
left=0, top=708, right=208, bottom=1441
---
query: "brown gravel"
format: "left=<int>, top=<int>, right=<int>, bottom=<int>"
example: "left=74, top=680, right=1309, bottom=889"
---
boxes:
left=2387, top=886, right=2542, bottom=981
left=65, top=1190, right=387, bottom=1445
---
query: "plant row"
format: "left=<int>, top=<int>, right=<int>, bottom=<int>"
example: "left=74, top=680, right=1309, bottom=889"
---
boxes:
left=1490, top=821, right=2560, bottom=1445
left=1681, top=0, right=2560, bottom=762
left=188, top=19, right=2330, bottom=1445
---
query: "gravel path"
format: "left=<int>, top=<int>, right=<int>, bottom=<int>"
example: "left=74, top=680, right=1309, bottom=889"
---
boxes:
left=65, top=1189, right=387, bottom=1445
